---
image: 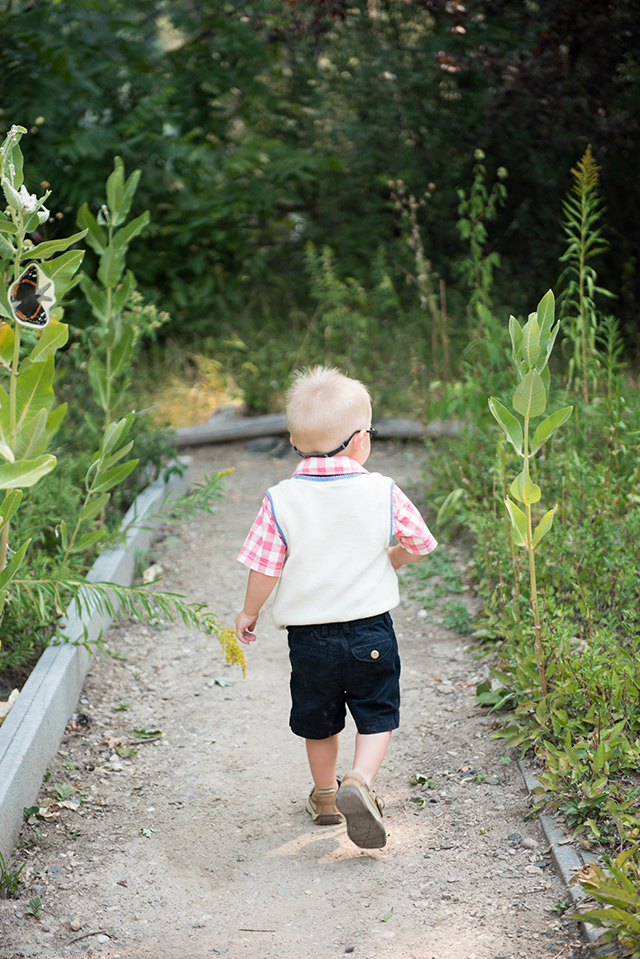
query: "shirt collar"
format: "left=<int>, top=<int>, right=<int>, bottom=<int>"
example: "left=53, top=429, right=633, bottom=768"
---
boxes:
left=293, top=456, right=369, bottom=477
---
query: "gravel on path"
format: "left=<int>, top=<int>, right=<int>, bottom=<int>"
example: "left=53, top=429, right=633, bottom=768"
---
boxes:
left=0, top=441, right=590, bottom=959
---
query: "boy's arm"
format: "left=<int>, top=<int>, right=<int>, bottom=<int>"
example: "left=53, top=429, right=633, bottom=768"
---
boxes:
left=389, top=483, right=438, bottom=570
left=235, top=569, right=279, bottom=644
left=236, top=493, right=287, bottom=644
left=388, top=543, right=425, bottom=570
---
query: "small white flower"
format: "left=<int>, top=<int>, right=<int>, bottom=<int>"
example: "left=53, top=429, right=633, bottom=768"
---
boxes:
left=18, top=185, right=38, bottom=213
left=97, top=203, right=110, bottom=226
left=2, top=177, right=22, bottom=211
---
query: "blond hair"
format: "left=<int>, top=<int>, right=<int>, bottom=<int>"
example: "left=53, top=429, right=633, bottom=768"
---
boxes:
left=286, top=366, right=371, bottom=453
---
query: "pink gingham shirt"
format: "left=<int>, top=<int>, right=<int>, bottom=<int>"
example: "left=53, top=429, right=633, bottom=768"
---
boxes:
left=237, top=456, right=437, bottom=577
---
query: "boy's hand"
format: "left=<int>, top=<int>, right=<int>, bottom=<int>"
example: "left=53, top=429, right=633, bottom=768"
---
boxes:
left=235, top=569, right=278, bottom=644
left=236, top=609, right=259, bottom=644
left=388, top=544, right=425, bottom=570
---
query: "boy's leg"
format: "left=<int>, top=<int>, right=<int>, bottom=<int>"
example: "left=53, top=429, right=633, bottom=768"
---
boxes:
left=335, top=732, right=391, bottom=849
left=305, top=735, right=343, bottom=825
left=335, top=613, right=399, bottom=849
left=352, top=730, right=392, bottom=787
left=306, top=734, right=340, bottom=791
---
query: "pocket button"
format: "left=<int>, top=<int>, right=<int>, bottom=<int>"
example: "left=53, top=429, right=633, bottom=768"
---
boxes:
left=370, top=649, right=380, bottom=659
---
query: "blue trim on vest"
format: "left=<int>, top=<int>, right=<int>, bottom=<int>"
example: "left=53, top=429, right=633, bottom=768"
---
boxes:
left=293, top=473, right=365, bottom=483
left=266, top=490, right=288, bottom=548
left=389, top=480, right=395, bottom=545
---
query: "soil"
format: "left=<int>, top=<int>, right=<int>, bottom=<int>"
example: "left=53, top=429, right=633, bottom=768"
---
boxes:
left=0, top=440, right=590, bottom=959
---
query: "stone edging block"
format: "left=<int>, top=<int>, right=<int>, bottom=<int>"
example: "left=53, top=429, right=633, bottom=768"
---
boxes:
left=0, top=458, right=191, bottom=862
left=519, top=760, right=606, bottom=951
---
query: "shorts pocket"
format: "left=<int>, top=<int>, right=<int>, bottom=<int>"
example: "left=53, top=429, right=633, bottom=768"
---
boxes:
left=350, top=638, right=394, bottom=664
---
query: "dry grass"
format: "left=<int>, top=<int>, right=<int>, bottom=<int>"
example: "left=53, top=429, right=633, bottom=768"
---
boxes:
left=133, top=345, right=244, bottom=428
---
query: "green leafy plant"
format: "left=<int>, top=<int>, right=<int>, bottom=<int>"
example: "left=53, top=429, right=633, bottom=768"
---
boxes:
left=597, top=313, right=626, bottom=415
left=304, top=241, right=373, bottom=372
left=531, top=725, right=640, bottom=827
left=128, top=726, right=162, bottom=739
left=0, top=849, right=24, bottom=898
left=53, top=782, right=77, bottom=801
left=488, top=289, right=573, bottom=695
left=441, top=598, right=472, bottom=633
left=55, top=412, right=139, bottom=572
left=76, top=158, right=155, bottom=431
left=558, top=146, right=615, bottom=403
left=0, top=125, right=87, bottom=628
left=572, top=848, right=640, bottom=958
left=26, top=895, right=42, bottom=918
left=409, top=773, right=437, bottom=789
left=456, top=149, right=508, bottom=345
left=68, top=158, right=166, bottom=540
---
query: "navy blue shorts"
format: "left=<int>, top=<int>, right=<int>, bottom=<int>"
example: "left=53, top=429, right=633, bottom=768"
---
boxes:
left=287, top=612, right=401, bottom=740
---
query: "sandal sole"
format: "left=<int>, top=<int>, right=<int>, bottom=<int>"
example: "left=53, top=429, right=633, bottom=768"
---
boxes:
left=312, top=813, right=343, bottom=825
left=335, top=784, right=387, bottom=849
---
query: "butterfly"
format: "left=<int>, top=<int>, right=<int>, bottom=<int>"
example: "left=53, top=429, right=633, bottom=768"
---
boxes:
left=9, top=262, right=56, bottom=329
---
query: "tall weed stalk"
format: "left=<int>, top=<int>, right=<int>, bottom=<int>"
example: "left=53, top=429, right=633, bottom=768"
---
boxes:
left=558, top=146, right=615, bottom=404
left=388, top=179, right=451, bottom=381
left=456, top=149, right=507, bottom=355
left=76, top=158, right=167, bottom=432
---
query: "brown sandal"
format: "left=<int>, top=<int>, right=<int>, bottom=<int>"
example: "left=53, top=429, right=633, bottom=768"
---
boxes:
left=335, top=770, right=386, bottom=849
left=306, top=785, right=343, bottom=825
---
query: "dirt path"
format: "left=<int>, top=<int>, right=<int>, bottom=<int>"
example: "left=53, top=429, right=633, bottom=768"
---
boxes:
left=0, top=441, right=587, bottom=959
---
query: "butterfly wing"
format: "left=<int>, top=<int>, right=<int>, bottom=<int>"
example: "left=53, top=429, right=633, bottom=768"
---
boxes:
left=9, top=263, right=55, bottom=329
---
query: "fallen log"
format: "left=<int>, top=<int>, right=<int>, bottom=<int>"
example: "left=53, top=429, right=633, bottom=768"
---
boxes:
left=171, top=413, right=465, bottom=448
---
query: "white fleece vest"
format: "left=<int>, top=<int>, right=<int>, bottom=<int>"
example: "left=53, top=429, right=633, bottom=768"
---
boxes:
left=267, top=471, right=400, bottom=629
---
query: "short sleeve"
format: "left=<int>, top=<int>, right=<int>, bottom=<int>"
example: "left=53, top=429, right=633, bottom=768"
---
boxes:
left=392, top=484, right=438, bottom=555
left=237, top=495, right=287, bottom=577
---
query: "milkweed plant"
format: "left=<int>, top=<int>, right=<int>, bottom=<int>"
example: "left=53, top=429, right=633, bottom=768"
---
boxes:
left=0, top=125, right=244, bottom=674
left=488, top=290, right=572, bottom=696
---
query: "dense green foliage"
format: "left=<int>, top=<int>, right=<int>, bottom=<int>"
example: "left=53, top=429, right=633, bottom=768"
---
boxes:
left=1, top=0, right=638, bottom=350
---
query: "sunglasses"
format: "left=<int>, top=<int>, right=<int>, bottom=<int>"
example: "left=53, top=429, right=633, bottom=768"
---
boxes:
left=294, top=427, right=378, bottom=459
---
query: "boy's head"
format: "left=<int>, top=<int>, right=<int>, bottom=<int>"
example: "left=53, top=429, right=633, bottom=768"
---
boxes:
left=286, top=366, right=371, bottom=455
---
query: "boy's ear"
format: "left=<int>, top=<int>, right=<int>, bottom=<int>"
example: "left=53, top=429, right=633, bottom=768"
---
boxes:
left=289, top=435, right=294, bottom=446
left=351, top=429, right=365, bottom=452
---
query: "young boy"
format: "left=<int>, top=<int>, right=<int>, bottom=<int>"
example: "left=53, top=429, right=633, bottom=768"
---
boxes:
left=235, top=367, right=437, bottom=849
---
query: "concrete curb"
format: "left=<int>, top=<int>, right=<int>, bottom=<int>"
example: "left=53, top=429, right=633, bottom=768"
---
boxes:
left=0, top=458, right=191, bottom=863
left=519, top=760, right=606, bottom=951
